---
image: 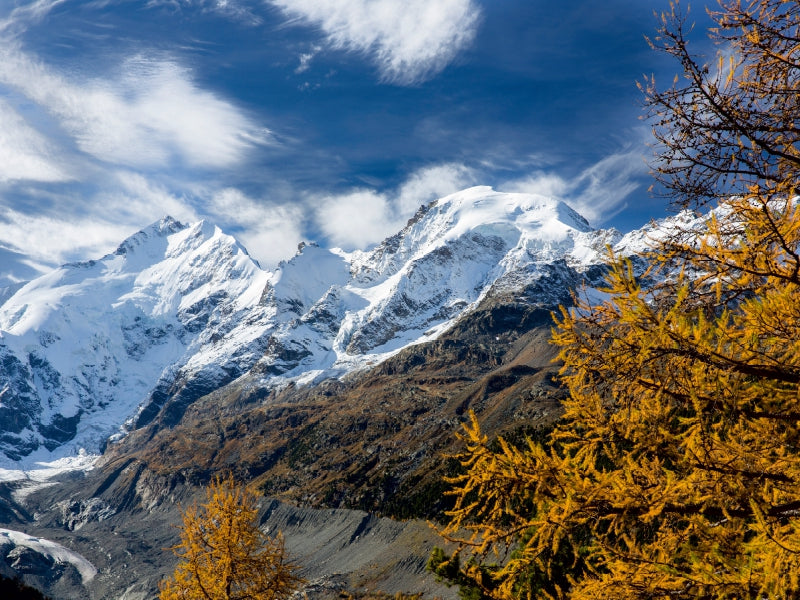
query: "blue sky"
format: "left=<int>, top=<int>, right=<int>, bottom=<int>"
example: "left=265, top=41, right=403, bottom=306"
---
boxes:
left=0, top=0, right=715, bottom=280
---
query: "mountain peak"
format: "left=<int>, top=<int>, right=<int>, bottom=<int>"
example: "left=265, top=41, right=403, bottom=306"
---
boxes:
left=418, top=187, right=594, bottom=250
left=0, top=188, right=624, bottom=467
left=113, top=215, right=188, bottom=257
left=157, top=215, right=185, bottom=231
left=354, top=187, right=601, bottom=285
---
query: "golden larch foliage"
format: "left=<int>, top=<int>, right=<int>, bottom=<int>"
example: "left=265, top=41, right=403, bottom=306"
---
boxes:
left=437, top=195, right=800, bottom=599
left=159, top=475, right=304, bottom=600
left=433, top=1, right=800, bottom=598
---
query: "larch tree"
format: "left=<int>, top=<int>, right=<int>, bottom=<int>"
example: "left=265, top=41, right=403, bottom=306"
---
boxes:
left=159, top=475, right=304, bottom=600
left=431, top=1, right=800, bottom=599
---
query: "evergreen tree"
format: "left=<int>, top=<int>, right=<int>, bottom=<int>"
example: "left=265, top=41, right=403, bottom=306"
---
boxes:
left=433, top=1, right=800, bottom=598
left=160, top=475, right=304, bottom=600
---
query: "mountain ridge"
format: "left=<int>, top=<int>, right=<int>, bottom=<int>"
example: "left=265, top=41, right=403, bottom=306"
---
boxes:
left=0, top=185, right=714, bottom=600
left=0, top=185, right=681, bottom=468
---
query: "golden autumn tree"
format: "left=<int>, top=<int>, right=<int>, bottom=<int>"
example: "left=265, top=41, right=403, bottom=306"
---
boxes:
left=159, top=475, right=304, bottom=600
left=432, top=1, right=800, bottom=599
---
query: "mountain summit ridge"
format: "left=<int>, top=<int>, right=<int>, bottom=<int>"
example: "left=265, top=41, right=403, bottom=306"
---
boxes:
left=0, top=215, right=270, bottom=465
left=0, top=186, right=668, bottom=467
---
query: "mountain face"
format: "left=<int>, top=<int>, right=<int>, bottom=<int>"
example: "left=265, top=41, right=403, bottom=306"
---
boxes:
left=0, top=186, right=636, bottom=467
left=0, top=186, right=710, bottom=600
left=0, top=217, right=271, bottom=464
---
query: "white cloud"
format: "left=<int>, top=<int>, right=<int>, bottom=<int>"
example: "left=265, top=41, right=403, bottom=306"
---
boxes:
left=0, top=49, right=270, bottom=170
left=143, top=0, right=263, bottom=24
left=0, top=0, right=68, bottom=36
left=208, top=188, right=304, bottom=267
left=0, top=172, right=198, bottom=268
left=1, top=0, right=264, bottom=28
left=0, top=100, right=70, bottom=182
left=0, top=245, right=51, bottom=287
left=395, top=163, right=474, bottom=215
left=502, top=149, right=647, bottom=225
left=295, top=45, right=322, bottom=74
left=0, top=209, right=144, bottom=269
left=270, top=0, right=481, bottom=84
left=314, top=162, right=474, bottom=249
left=315, top=189, right=393, bottom=248
left=108, top=171, right=199, bottom=224
left=0, top=175, right=305, bottom=272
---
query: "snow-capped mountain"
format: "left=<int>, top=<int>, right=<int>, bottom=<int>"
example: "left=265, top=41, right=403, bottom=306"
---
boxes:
left=0, top=217, right=273, bottom=464
left=0, top=186, right=633, bottom=467
left=255, top=187, right=617, bottom=381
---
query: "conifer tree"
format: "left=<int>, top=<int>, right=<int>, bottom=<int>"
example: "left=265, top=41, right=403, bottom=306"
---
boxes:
left=433, top=1, right=800, bottom=598
left=159, top=475, right=304, bottom=600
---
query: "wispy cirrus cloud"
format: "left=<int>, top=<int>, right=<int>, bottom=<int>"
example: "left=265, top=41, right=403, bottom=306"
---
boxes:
left=0, top=4, right=281, bottom=271
left=142, top=0, right=264, bottom=24
left=0, top=99, right=70, bottom=183
left=270, top=0, right=481, bottom=84
left=0, top=208, right=153, bottom=270
left=314, top=163, right=475, bottom=248
left=0, top=171, right=199, bottom=269
left=0, top=173, right=305, bottom=275
left=501, top=147, right=648, bottom=225
left=0, top=48, right=270, bottom=170
left=0, top=0, right=68, bottom=36
left=295, top=45, right=322, bottom=74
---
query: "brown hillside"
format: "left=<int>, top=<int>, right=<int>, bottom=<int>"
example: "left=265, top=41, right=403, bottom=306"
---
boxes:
left=103, top=297, right=567, bottom=519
